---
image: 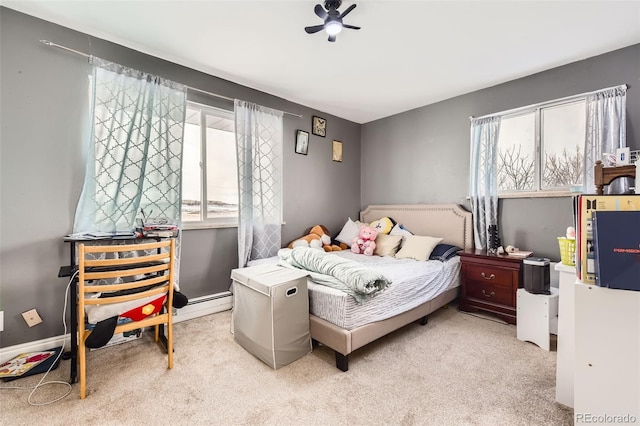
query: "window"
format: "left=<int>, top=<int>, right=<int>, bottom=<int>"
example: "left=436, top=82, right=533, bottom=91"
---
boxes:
left=182, top=101, right=238, bottom=227
left=497, top=99, right=586, bottom=195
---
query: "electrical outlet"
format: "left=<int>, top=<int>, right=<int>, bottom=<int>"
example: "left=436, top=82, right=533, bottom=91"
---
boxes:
left=21, top=309, right=43, bottom=327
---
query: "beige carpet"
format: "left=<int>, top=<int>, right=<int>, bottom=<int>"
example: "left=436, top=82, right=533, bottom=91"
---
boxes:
left=1, top=304, right=573, bottom=425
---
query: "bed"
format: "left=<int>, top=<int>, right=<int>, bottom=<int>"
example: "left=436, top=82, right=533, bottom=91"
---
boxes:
left=306, top=204, right=473, bottom=371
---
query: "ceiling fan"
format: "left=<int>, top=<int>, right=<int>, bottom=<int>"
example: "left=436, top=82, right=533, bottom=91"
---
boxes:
left=304, top=0, right=361, bottom=42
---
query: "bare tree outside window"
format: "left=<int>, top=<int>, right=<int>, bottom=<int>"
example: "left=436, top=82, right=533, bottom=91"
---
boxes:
left=544, top=146, right=584, bottom=187
left=495, top=100, right=586, bottom=193
left=498, top=145, right=534, bottom=191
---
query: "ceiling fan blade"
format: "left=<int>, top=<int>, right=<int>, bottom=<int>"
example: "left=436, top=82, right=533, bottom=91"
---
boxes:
left=328, top=35, right=336, bottom=42
left=305, top=25, right=326, bottom=34
left=314, top=4, right=328, bottom=20
left=340, top=4, right=356, bottom=19
left=342, top=24, right=361, bottom=30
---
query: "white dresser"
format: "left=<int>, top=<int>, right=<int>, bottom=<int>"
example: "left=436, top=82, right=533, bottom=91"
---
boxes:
left=555, top=263, right=576, bottom=408
left=574, top=283, right=640, bottom=424
left=556, top=262, right=640, bottom=422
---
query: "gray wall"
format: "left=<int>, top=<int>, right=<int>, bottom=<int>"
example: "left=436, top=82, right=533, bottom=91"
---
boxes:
left=362, top=44, right=640, bottom=260
left=1, top=6, right=637, bottom=348
left=0, top=8, right=361, bottom=347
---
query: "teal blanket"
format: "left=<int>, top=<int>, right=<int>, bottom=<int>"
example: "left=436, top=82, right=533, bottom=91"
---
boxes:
left=277, top=247, right=392, bottom=304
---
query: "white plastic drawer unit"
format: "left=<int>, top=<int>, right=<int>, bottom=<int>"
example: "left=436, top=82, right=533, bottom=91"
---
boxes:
left=231, top=264, right=311, bottom=369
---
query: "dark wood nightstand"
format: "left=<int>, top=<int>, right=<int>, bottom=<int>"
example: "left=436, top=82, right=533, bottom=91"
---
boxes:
left=458, top=249, right=523, bottom=324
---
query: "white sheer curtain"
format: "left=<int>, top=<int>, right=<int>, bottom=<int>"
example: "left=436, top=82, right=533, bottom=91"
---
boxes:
left=469, top=116, right=501, bottom=250
left=583, top=85, right=628, bottom=194
left=235, top=100, right=284, bottom=267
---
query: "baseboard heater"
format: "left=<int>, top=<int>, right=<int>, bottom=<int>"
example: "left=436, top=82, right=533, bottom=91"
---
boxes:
left=172, top=291, right=233, bottom=323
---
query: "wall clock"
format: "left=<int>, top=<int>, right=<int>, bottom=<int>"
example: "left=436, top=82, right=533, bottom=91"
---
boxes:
left=312, top=115, right=326, bottom=137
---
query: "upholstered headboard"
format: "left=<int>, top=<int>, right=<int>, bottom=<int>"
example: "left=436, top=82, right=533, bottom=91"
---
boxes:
left=360, top=204, right=473, bottom=250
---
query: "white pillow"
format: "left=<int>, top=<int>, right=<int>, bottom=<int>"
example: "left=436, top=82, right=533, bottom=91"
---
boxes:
left=389, top=223, right=413, bottom=238
left=394, top=235, right=443, bottom=261
left=335, top=218, right=362, bottom=245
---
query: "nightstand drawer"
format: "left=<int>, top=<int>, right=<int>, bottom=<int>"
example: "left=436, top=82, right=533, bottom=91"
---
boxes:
left=466, top=264, right=513, bottom=287
left=466, top=282, right=513, bottom=306
left=459, top=250, right=522, bottom=324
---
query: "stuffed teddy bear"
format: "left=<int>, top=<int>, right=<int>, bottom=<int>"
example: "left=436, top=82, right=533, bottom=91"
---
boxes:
left=288, top=225, right=347, bottom=252
left=351, top=226, right=378, bottom=256
left=288, top=224, right=329, bottom=250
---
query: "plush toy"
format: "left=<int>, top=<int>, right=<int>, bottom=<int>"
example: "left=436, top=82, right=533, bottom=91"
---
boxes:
left=288, top=225, right=346, bottom=252
left=288, top=225, right=331, bottom=251
left=329, top=239, right=349, bottom=252
left=351, top=226, right=378, bottom=256
left=369, top=216, right=396, bottom=234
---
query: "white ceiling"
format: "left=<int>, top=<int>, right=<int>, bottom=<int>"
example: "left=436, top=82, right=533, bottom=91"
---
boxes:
left=3, top=1, right=640, bottom=123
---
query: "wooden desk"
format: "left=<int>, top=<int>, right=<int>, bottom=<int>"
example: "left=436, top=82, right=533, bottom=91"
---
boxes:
left=594, top=160, right=636, bottom=195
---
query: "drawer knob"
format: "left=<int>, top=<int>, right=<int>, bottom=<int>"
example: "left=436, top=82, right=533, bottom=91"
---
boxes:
left=481, top=272, right=496, bottom=280
left=482, top=289, right=495, bottom=298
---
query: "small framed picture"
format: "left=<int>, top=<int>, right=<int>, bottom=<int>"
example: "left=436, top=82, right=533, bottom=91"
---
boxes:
left=332, top=140, right=343, bottom=162
left=295, top=130, right=309, bottom=155
left=312, top=115, right=326, bottom=137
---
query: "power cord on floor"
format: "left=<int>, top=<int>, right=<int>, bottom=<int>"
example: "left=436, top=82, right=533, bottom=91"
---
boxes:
left=0, top=271, right=77, bottom=405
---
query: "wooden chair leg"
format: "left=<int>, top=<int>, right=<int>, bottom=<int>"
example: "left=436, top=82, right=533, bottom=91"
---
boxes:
left=79, top=333, right=87, bottom=399
left=167, top=318, right=173, bottom=369
left=154, top=324, right=159, bottom=343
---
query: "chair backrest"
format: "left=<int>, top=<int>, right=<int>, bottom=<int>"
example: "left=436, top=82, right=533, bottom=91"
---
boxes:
left=78, top=239, right=175, bottom=330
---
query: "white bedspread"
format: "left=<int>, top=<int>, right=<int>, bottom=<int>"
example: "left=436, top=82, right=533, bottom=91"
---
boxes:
left=248, top=251, right=461, bottom=331
left=307, top=251, right=460, bottom=329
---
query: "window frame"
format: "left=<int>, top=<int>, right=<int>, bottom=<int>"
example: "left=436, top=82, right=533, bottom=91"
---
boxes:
left=181, top=100, right=238, bottom=230
left=494, top=96, right=588, bottom=198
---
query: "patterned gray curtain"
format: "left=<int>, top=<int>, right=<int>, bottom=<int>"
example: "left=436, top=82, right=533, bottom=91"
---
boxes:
left=469, top=116, right=501, bottom=250
left=583, top=85, right=628, bottom=194
left=235, top=100, right=284, bottom=267
left=73, top=57, right=186, bottom=286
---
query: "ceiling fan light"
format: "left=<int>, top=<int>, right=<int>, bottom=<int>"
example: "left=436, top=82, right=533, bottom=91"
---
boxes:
left=325, top=21, right=343, bottom=36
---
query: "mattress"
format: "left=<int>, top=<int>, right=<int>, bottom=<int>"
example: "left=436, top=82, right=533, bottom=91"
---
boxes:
left=306, top=251, right=460, bottom=330
left=248, top=251, right=461, bottom=331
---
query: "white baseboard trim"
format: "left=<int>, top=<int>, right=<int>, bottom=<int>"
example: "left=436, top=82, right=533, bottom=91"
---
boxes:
left=173, top=293, right=232, bottom=323
left=0, top=294, right=233, bottom=363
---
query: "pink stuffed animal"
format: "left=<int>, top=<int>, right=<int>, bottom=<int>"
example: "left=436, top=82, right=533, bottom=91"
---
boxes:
left=351, top=226, right=378, bottom=256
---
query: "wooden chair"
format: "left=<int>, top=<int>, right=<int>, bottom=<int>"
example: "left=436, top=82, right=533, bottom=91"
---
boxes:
left=77, top=239, right=175, bottom=399
left=594, top=160, right=637, bottom=195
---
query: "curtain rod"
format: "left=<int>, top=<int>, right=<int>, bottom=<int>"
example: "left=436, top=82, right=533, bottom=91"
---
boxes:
left=40, top=40, right=303, bottom=118
left=469, top=83, right=628, bottom=122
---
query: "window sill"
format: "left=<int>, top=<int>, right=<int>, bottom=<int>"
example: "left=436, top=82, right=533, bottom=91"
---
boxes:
left=182, top=222, right=238, bottom=230
left=181, top=221, right=287, bottom=231
left=498, top=190, right=579, bottom=199
left=465, top=190, right=581, bottom=200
